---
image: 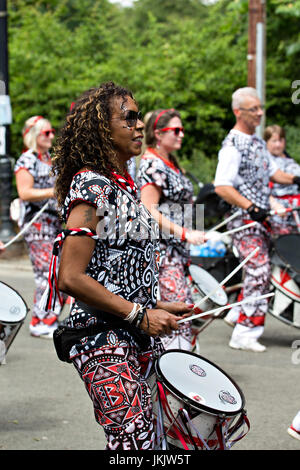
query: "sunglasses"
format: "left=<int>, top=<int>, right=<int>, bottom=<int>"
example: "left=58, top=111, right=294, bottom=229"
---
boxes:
left=160, top=127, right=184, bottom=136
left=239, top=105, right=264, bottom=113
left=40, top=129, right=55, bottom=137
left=124, top=110, right=143, bottom=128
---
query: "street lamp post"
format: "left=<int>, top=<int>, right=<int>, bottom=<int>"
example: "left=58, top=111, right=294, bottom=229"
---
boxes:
left=247, top=0, right=266, bottom=138
left=0, top=0, right=14, bottom=242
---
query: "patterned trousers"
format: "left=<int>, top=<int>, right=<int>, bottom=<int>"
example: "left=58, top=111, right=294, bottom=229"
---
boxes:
left=72, top=339, right=162, bottom=450
left=229, top=222, right=271, bottom=329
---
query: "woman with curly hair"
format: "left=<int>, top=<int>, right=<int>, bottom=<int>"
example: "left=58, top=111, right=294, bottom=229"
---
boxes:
left=44, top=82, right=192, bottom=450
left=136, top=109, right=204, bottom=351
left=14, top=115, right=63, bottom=338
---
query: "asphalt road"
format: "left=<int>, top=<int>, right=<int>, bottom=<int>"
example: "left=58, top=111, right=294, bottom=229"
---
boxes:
left=0, top=255, right=300, bottom=452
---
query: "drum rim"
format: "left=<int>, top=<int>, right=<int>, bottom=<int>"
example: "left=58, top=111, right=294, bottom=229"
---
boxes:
left=273, top=234, right=300, bottom=275
left=188, top=264, right=228, bottom=306
left=0, top=280, right=29, bottom=323
left=155, top=349, right=245, bottom=417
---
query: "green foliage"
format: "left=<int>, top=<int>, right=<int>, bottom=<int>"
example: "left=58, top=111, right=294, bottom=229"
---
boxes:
left=6, top=0, right=300, bottom=186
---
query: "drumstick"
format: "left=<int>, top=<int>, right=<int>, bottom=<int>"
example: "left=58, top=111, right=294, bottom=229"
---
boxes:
left=220, top=221, right=257, bottom=236
left=205, top=222, right=257, bottom=242
left=3, top=201, right=50, bottom=249
left=206, top=209, right=241, bottom=232
left=178, top=292, right=274, bottom=324
left=191, top=246, right=260, bottom=310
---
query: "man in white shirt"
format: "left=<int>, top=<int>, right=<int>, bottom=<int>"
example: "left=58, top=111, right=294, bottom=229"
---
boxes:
left=214, top=87, right=300, bottom=352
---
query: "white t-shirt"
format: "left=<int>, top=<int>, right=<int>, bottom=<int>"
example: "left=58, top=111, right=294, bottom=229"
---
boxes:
left=214, top=129, right=278, bottom=188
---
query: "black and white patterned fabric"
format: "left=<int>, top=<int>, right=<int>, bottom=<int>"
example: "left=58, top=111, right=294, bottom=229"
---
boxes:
left=269, top=153, right=300, bottom=197
left=269, top=152, right=300, bottom=232
left=222, top=131, right=274, bottom=212
left=136, top=148, right=194, bottom=261
left=62, top=170, right=161, bottom=352
left=14, top=148, right=61, bottom=241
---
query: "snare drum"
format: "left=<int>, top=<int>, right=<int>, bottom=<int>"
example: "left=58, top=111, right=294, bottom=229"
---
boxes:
left=0, top=281, right=28, bottom=363
left=149, top=350, right=249, bottom=450
left=186, top=265, right=228, bottom=313
left=269, top=234, right=300, bottom=328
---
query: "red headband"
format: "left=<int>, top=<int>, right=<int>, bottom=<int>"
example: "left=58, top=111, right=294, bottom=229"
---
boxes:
left=23, top=116, right=44, bottom=137
left=153, top=109, right=174, bottom=130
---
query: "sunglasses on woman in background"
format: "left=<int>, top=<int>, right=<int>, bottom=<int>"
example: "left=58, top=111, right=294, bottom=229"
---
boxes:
left=40, top=129, right=55, bottom=137
left=160, top=127, right=184, bottom=136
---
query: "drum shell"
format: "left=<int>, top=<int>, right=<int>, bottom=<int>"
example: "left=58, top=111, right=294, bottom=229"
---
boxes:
left=190, top=253, right=242, bottom=286
left=186, top=274, right=215, bottom=311
left=150, top=378, right=240, bottom=450
left=186, top=264, right=228, bottom=312
left=0, top=281, right=28, bottom=363
left=272, top=234, right=300, bottom=283
left=269, top=265, right=300, bottom=328
left=0, top=323, right=24, bottom=362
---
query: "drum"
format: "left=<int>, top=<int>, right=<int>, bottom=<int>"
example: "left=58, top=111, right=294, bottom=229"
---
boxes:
left=0, top=281, right=28, bottom=364
left=149, top=350, right=249, bottom=450
left=186, top=264, right=228, bottom=313
left=269, top=234, right=300, bottom=328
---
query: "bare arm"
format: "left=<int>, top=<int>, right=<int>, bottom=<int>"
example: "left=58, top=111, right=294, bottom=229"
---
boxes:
left=58, top=203, right=185, bottom=336
left=214, top=185, right=252, bottom=210
left=270, top=169, right=296, bottom=185
left=16, top=169, right=54, bottom=202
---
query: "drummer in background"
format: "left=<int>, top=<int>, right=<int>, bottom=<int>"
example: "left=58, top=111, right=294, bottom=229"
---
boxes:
left=14, top=116, right=64, bottom=338
left=214, top=87, right=300, bottom=352
left=264, top=125, right=300, bottom=235
left=136, top=108, right=205, bottom=351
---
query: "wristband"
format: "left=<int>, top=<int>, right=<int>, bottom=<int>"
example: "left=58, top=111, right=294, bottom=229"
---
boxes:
left=132, top=305, right=148, bottom=329
left=293, top=176, right=300, bottom=187
left=126, top=303, right=140, bottom=324
left=181, top=227, right=186, bottom=242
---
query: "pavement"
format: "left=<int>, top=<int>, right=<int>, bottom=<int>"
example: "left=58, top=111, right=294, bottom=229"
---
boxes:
left=0, top=254, right=300, bottom=452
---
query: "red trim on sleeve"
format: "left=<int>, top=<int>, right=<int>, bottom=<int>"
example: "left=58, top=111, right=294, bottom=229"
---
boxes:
left=14, top=166, right=33, bottom=175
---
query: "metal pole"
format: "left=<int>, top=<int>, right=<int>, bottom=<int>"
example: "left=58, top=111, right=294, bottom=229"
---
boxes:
left=247, top=0, right=257, bottom=88
left=0, top=0, right=14, bottom=242
left=248, top=0, right=266, bottom=138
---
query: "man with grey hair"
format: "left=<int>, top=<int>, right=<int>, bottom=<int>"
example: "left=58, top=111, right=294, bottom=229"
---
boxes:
left=214, top=87, right=300, bottom=352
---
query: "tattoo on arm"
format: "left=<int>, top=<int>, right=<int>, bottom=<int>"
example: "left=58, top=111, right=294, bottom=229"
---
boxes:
left=83, top=207, right=93, bottom=225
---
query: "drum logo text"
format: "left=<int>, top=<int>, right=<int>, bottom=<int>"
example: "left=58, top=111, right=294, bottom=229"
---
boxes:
left=219, top=390, right=237, bottom=405
left=189, top=364, right=206, bottom=377
left=9, top=306, right=20, bottom=315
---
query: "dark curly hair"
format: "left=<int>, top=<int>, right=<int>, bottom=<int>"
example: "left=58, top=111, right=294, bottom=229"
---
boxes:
left=52, top=81, right=134, bottom=207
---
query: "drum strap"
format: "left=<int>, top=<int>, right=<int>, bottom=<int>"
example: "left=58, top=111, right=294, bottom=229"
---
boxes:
left=226, top=412, right=250, bottom=448
left=156, top=380, right=250, bottom=450
left=156, top=381, right=190, bottom=450
left=39, top=228, right=98, bottom=313
left=180, top=409, right=211, bottom=450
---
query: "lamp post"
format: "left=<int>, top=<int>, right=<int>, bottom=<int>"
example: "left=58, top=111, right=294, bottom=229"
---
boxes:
left=247, top=0, right=266, bottom=138
left=0, top=0, right=14, bottom=242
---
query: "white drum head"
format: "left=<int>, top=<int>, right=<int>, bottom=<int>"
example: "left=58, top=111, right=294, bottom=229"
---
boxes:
left=0, top=281, right=28, bottom=324
left=188, top=265, right=228, bottom=306
left=156, top=350, right=244, bottom=415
